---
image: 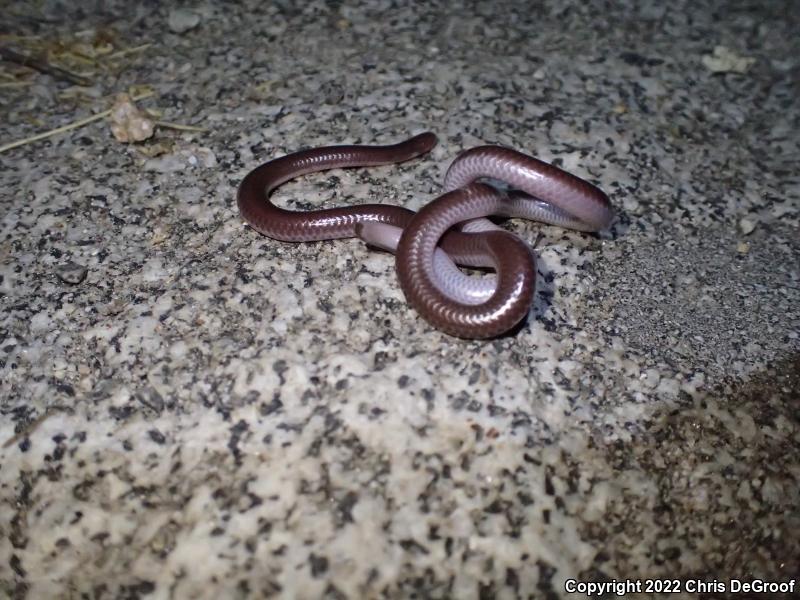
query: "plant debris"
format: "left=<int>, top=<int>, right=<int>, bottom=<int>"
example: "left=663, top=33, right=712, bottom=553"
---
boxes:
left=109, top=92, right=156, bottom=142
left=0, top=46, right=91, bottom=86
left=701, top=45, right=756, bottom=74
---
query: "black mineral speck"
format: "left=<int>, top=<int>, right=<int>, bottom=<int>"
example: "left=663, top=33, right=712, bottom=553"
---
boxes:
left=10, top=554, right=26, bottom=577
left=272, top=359, right=288, bottom=383
left=544, top=473, right=555, bottom=495
left=134, top=580, right=156, bottom=594
left=260, top=395, right=283, bottom=416
left=506, top=567, right=519, bottom=591
left=337, top=491, right=358, bottom=523
left=619, top=51, right=664, bottom=67
left=148, top=429, right=166, bottom=444
left=228, top=420, right=249, bottom=464
left=399, top=539, right=429, bottom=555
left=537, top=559, right=558, bottom=599
left=309, top=553, right=329, bottom=577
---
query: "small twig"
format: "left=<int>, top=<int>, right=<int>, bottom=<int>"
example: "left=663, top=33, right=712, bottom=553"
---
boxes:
left=106, top=43, right=151, bottom=61
left=0, top=80, right=34, bottom=88
left=0, top=46, right=91, bottom=86
left=59, top=51, right=96, bottom=67
left=154, top=120, right=207, bottom=133
left=0, top=90, right=154, bottom=153
left=0, top=34, right=44, bottom=42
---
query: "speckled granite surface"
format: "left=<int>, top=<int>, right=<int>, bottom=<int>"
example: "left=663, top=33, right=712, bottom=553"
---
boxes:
left=1, top=1, right=798, bottom=598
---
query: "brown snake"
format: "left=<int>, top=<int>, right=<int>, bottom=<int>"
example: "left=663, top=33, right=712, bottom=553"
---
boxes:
left=237, top=132, right=612, bottom=338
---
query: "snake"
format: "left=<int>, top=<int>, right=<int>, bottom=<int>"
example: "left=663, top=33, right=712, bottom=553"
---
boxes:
left=236, top=132, right=612, bottom=338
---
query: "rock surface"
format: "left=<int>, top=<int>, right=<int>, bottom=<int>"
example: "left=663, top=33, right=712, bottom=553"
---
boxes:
left=1, top=1, right=798, bottom=598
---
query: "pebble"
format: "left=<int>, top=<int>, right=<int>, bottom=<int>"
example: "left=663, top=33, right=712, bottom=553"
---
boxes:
left=168, top=9, right=201, bottom=33
left=55, top=261, right=88, bottom=284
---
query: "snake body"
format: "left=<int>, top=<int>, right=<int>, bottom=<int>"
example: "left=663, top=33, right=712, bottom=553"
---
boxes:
left=237, top=133, right=612, bottom=338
